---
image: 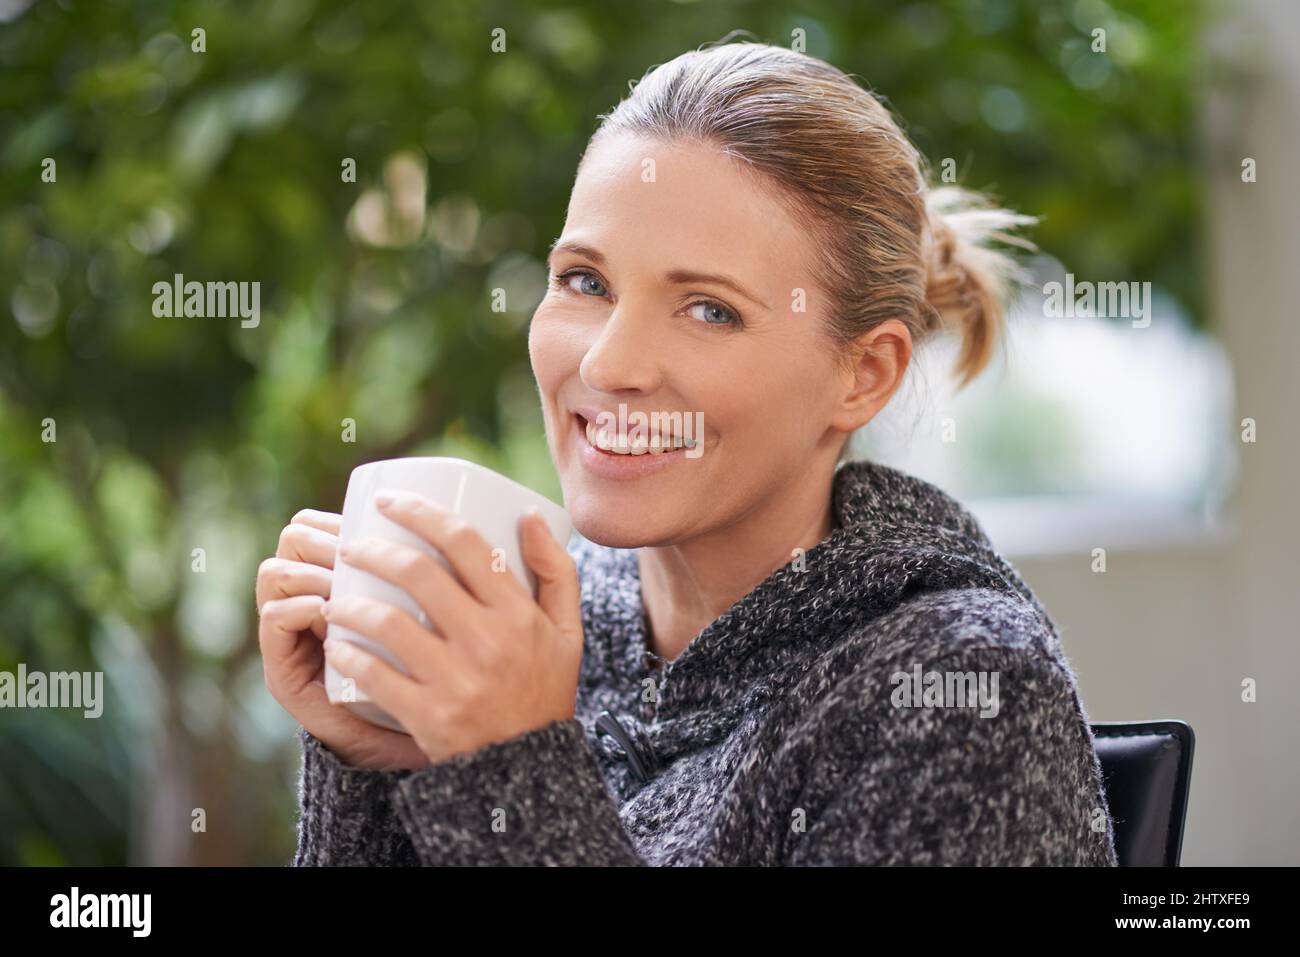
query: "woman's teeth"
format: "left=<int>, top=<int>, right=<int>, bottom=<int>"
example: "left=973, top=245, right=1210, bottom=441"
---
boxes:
left=584, top=419, right=691, bottom=455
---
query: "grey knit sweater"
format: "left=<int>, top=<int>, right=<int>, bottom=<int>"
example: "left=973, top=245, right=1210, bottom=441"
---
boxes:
left=293, top=459, right=1118, bottom=866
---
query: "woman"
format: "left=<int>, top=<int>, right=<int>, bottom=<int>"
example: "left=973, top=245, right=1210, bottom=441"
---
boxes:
left=260, top=41, right=1118, bottom=866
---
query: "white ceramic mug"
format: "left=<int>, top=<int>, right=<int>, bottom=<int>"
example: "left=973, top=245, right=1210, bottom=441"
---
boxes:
left=324, top=456, right=572, bottom=734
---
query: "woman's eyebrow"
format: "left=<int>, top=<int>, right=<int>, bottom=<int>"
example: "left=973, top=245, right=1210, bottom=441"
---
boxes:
left=548, top=240, right=606, bottom=267
left=548, top=239, right=771, bottom=311
left=664, top=268, right=770, bottom=310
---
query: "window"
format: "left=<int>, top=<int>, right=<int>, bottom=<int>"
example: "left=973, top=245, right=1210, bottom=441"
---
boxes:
left=852, top=257, right=1236, bottom=557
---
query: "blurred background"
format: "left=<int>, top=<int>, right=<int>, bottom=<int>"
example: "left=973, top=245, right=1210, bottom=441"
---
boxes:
left=1, top=0, right=1295, bottom=865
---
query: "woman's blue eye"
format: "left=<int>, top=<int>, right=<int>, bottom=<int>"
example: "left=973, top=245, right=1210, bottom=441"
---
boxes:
left=557, top=271, right=607, bottom=297
left=688, top=301, right=740, bottom=326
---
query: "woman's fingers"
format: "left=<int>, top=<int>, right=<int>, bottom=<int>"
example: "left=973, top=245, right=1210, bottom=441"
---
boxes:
left=322, top=594, right=453, bottom=683
left=374, top=489, right=529, bottom=605
left=277, top=520, right=339, bottom=568
left=291, top=509, right=343, bottom=535
left=259, top=511, right=340, bottom=641
left=256, top=556, right=333, bottom=612
left=323, top=637, right=426, bottom=738
left=258, top=594, right=328, bottom=682
left=337, top=536, right=476, bottom=637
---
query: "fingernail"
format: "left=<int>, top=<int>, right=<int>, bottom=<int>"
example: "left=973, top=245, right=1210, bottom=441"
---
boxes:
left=337, top=542, right=351, bottom=558
left=374, top=492, right=393, bottom=508
left=320, top=600, right=333, bottom=616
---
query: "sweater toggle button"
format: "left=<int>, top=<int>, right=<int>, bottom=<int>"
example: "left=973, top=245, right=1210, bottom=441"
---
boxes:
left=594, top=710, right=658, bottom=784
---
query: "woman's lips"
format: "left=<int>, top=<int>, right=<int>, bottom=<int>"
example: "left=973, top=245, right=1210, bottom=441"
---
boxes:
left=571, top=413, right=692, bottom=480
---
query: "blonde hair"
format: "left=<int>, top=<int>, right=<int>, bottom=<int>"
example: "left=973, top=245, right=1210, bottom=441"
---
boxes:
left=586, top=40, right=1036, bottom=391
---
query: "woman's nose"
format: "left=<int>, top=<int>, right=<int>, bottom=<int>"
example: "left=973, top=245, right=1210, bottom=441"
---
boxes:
left=579, top=305, right=665, bottom=395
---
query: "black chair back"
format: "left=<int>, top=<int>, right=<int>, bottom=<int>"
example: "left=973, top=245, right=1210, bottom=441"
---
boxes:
left=1091, top=720, right=1194, bottom=866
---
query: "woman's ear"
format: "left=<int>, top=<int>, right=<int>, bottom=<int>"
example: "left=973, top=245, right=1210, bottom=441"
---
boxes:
left=831, top=318, right=912, bottom=434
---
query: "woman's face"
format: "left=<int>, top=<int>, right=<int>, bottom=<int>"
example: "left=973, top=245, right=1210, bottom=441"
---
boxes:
left=528, top=132, right=864, bottom=549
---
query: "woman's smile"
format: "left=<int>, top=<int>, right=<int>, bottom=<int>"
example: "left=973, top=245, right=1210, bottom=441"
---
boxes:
left=571, top=410, right=697, bottom=481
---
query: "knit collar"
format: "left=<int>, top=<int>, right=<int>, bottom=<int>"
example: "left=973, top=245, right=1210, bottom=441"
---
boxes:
left=576, top=458, right=1040, bottom=725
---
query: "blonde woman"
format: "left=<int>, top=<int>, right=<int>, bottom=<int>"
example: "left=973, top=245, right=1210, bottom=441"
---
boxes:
left=259, top=41, right=1117, bottom=866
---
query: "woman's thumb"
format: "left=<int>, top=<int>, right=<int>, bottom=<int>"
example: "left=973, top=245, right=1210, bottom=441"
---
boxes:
left=522, top=510, right=581, bottom=638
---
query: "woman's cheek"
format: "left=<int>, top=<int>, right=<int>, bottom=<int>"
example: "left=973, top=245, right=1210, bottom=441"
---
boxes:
left=532, top=308, right=591, bottom=380
left=528, top=307, right=584, bottom=434
left=528, top=307, right=563, bottom=391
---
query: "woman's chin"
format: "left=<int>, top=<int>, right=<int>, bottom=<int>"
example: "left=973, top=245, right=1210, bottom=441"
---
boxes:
left=565, top=500, right=674, bottom=550
left=570, top=513, right=653, bottom=549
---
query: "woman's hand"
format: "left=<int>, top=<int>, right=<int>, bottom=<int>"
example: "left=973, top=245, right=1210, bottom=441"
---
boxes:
left=256, top=509, right=430, bottom=770
left=319, top=490, right=584, bottom=765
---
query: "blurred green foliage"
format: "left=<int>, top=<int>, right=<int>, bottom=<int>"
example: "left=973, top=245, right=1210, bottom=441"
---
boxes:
left=0, top=0, right=1202, bottom=864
